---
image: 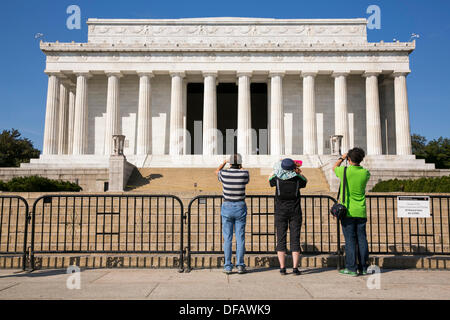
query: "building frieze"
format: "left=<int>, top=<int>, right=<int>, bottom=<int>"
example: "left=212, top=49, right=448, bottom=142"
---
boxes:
left=41, top=40, right=415, bottom=54
left=45, top=51, right=410, bottom=64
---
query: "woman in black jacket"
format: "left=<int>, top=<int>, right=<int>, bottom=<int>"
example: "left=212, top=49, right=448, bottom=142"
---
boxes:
left=269, top=158, right=307, bottom=275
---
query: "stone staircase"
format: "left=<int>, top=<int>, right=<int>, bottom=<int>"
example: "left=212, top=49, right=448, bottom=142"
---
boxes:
left=126, top=167, right=330, bottom=196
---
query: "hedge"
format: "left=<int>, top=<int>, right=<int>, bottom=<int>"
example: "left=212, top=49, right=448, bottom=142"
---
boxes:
left=371, top=175, right=450, bottom=193
left=0, top=176, right=82, bottom=192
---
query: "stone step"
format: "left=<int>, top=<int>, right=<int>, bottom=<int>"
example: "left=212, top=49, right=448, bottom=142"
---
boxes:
left=126, top=167, right=330, bottom=193
left=18, top=233, right=449, bottom=247
left=2, top=254, right=450, bottom=270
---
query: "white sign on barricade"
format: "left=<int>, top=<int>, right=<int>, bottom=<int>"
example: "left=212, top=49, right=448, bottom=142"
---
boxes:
left=397, top=196, right=430, bottom=218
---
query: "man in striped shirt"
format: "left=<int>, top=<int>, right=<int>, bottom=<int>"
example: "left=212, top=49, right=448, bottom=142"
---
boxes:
left=215, top=153, right=250, bottom=274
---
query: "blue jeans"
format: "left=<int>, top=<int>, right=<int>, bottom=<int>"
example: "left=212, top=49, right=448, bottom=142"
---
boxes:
left=341, top=217, right=369, bottom=273
left=221, top=201, right=247, bottom=270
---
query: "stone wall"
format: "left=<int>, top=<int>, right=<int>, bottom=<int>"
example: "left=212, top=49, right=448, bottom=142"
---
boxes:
left=0, top=168, right=108, bottom=192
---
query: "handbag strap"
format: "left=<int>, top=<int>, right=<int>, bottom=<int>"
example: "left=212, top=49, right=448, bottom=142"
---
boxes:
left=337, top=166, right=347, bottom=204
left=342, top=167, right=347, bottom=204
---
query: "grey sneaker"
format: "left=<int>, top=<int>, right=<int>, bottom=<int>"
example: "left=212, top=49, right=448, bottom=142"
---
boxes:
left=223, top=268, right=232, bottom=274
left=237, top=265, right=246, bottom=274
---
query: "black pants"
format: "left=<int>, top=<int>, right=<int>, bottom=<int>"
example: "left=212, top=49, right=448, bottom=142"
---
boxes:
left=275, top=210, right=302, bottom=252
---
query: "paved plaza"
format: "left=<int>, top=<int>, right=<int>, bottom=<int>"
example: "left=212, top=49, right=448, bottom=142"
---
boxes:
left=0, top=267, right=448, bottom=300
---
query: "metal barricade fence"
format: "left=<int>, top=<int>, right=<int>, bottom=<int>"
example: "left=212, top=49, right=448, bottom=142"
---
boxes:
left=186, top=195, right=340, bottom=271
left=0, top=193, right=448, bottom=272
left=30, top=194, right=185, bottom=271
left=0, top=196, right=30, bottom=270
left=365, top=195, right=450, bottom=255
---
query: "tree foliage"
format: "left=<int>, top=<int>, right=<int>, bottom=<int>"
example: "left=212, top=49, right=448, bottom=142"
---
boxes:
left=411, top=134, right=450, bottom=169
left=0, top=129, right=40, bottom=167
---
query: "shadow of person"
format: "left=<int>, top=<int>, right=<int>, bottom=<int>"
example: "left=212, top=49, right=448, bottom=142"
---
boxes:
left=125, top=168, right=163, bottom=190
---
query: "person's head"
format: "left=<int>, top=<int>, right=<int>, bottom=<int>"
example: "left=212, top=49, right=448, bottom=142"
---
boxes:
left=347, top=147, right=365, bottom=165
left=281, top=158, right=296, bottom=171
left=229, top=153, right=243, bottom=169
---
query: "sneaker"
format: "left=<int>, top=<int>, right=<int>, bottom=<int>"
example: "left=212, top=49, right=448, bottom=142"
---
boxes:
left=339, top=268, right=358, bottom=277
left=359, top=270, right=368, bottom=276
left=292, top=268, right=301, bottom=276
left=237, top=266, right=246, bottom=274
left=223, top=268, right=232, bottom=275
left=280, top=268, right=287, bottom=275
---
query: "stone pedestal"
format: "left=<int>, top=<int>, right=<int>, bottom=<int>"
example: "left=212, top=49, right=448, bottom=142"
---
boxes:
left=108, top=155, right=134, bottom=192
left=108, top=135, right=134, bottom=192
left=330, top=135, right=343, bottom=156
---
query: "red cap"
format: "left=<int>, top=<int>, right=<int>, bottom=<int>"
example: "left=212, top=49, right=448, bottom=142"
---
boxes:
left=294, top=160, right=303, bottom=167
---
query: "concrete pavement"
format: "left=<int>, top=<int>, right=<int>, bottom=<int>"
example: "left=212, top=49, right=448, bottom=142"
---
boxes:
left=0, top=267, right=449, bottom=300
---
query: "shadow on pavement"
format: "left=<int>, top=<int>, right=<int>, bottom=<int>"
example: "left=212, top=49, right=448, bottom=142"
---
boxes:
left=0, top=269, right=70, bottom=279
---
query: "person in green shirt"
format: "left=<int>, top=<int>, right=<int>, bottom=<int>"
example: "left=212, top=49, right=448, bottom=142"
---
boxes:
left=333, top=147, right=371, bottom=276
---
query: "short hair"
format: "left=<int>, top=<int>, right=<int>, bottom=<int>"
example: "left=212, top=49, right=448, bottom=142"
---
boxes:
left=347, top=147, right=365, bottom=165
left=230, top=153, right=242, bottom=168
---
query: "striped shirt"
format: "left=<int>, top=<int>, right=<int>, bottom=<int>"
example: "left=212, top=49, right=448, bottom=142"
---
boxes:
left=218, top=169, right=250, bottom=202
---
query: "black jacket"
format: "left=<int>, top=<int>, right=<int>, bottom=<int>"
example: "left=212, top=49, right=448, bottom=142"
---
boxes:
left=269, top=175, right=307, bottom=213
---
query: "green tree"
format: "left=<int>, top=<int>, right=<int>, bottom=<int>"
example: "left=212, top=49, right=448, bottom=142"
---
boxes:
left=0, top=129, right=40, bottom=167
left=411, top=134, right=450, bottom=169
left=425, top=137, right=450, bottom=169
left=411, top=134, right=427, bottom=158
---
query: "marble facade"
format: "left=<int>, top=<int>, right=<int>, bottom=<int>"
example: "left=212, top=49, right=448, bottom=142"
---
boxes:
left=31, top=17, right=422, bottom=168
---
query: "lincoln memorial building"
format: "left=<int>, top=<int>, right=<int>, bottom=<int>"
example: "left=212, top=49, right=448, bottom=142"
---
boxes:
left=27, top=16, right=437, bottom=179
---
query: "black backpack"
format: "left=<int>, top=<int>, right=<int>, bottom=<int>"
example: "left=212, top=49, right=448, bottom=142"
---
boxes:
left=276, top=178, right=300, bottom=200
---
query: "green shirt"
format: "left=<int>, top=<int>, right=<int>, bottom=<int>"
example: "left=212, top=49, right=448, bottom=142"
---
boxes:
left=334, top=165, right=371, bottom=218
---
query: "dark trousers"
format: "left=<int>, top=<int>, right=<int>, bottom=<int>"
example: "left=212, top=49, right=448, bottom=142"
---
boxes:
left=275, top=210, right=302, bottom=252
left=341, top=216, right=369, bottom=272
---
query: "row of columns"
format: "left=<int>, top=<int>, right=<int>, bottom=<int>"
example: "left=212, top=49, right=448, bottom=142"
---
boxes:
left=298, top=70, right=412, bottom=156
left=43, top=70, right=412, bottom=157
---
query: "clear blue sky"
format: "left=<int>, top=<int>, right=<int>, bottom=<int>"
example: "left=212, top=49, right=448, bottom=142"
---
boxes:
left=0, top=0, right=449, bottom=151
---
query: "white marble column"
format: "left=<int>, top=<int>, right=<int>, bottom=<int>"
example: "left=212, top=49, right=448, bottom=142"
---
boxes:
left=302, top=72, right=317, bottom=155
left=43, top=73, right=60, bottom=155
left=393, top=72, right=412, bottom=155
left=333, top=72, right=350, bottom=153
left=363, top=72, right=382, bottom=155
left=269, top=72, right=285, bottom=155
left=237, top=72, right=252, bottom=155
left=202, top=72, right=218, bottom=155
left=182, top=79, right=188, bottom=155
left=266, top=79, right=271, bottom=154
left=67, top=87, right=76, bottom=155
left=73, top=72, right=90, bottom=155
left=136, top=72, right=153, bottom=155
left=104, top=72, right=122, bottom=155
left=169, top=72, right=185, bottom=155
left=57, top=83, right=69, bottom=154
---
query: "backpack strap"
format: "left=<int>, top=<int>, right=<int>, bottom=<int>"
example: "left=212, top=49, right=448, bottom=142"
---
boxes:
left=276, top=178, right=281, bottom=196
